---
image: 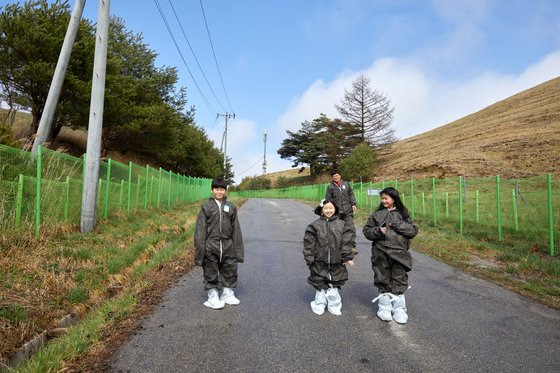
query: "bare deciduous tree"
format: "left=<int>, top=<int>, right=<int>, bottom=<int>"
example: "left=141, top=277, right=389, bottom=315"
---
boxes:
left=335, top=73, right=396, bottom=146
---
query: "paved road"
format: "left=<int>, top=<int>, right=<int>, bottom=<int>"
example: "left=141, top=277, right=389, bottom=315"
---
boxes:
left=110, top=199, right=560, bottom=372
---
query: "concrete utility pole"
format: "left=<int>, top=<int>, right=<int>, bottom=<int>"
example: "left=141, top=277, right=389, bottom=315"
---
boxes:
left=32, top=0, right=86, bottom=154
left=262, top=129, right=267, bottom=174
left=217, top=112, right=235, bottom=175
left=81, top=0, right=110, bottom=233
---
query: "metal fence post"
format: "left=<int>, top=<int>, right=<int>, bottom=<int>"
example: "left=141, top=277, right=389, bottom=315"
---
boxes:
left=35, top=145, right=42, bottom=238
left=496, top=175, right=502, bottom=241
left=547, top=174, right=555, bottom=256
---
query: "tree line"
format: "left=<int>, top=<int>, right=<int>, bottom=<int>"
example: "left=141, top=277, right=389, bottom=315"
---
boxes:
left=277, top=73, right=395, bottom=182
left=0, top=0, right=226, bottom=179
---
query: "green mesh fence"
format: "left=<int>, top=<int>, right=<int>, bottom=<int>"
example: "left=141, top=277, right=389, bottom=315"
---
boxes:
left=0, top=144, right=211, bottom=235
left=231, top=174, right=559, bottom=256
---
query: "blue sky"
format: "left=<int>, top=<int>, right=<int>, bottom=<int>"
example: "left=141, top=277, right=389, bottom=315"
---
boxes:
left=4, top=0, right=560, bottom=182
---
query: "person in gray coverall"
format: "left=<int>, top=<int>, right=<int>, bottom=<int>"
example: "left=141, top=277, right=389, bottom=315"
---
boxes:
left=363, top=187, right=418, bottom=324
left=194, top=178, right=244, bottom=309
left=303, top=199, right=355, bottom=316
left=325, top=170, right=357, bottom=248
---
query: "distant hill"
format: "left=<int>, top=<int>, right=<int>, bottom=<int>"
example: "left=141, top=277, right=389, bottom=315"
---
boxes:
left=375, top=76, right=560, bottom=180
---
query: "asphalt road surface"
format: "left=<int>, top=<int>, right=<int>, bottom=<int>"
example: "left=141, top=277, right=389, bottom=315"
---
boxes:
left=110, top=199, right=560, bottom=372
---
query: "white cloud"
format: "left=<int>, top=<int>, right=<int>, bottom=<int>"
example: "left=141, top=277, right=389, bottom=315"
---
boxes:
left=272, top=49, right=560, bottom=145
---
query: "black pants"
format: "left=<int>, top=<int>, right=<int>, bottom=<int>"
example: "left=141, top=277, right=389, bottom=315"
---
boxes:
left=307, top=261, right=348, bottom=291
left=371, top=249, right=408, bottom=294
left=202, top=249, right=238, bottom=290
left=339, top=212, right=356, bottom=248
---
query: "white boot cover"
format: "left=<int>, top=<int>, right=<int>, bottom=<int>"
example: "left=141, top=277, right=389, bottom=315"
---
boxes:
left=326, top=287, right=342, bottom=316
left=372, top=293, right=393, bottom=321
left=220, top=287, right=240, bottom=305
left=204, top=288, right=225, bottom=309
left=392, top=294, right=408, bottom=324
left=310, top=290, right=327, bottom=315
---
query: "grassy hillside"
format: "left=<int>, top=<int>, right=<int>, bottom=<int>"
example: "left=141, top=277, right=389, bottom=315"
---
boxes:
left=375, top=76, right=560, bottom=180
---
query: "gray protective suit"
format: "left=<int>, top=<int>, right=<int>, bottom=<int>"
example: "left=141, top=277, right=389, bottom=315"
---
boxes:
left=194, top=197, right=244, bottom=290
left=362, top=208, right=418, bottom=294
left=303, top=215, right=354, bottom=290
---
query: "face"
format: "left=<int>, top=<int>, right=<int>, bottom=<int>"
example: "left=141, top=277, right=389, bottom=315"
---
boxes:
left=322, top=202, right=336, bottom=218
left=381, top=193, right=395, bottom=209
left=332, top=173, right=341, bottom=182
left=212, top=187, right=226, bottom=200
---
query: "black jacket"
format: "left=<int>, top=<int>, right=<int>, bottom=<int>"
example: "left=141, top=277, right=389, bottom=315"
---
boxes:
left=362, top=208, right=418, bottom=271
left=194, top=197, right=244, bottom=266
left=303, top=215, right=354, bottom=266
left=325, top=181, right=357, bottom=216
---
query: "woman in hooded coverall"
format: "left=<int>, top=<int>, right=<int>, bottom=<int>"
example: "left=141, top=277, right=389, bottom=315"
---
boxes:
left=363, top=187, right=418, bottom=324
left=303, top=199, right=355, bottom=316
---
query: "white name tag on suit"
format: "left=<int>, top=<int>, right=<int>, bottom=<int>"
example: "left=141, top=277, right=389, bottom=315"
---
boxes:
left=224, top=205, right=230, bottom=213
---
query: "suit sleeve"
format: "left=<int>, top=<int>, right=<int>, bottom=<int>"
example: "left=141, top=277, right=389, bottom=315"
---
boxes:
left=362, top=214, right=384, bottom=241
left=341, top=220, right=355, bottom=262
left=391, top=216, right=418, bottom=239
left=231, top=205, right=244, bottom=263
left=194, top=207, right=207, bottom=266
left=303, top=224, right=317, bottom=266
left=347, top=183, right=357, bottom=206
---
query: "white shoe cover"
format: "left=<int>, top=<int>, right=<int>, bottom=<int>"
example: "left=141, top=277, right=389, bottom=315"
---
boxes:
left=204, top=288, right=225, bottom=309
left=220, top=287, right=240, bottom=305
left=310, top=290, right=327, bottom=315
left=392, top=294, right=408, bottom=324
left=372, top=293, right=393, bottom=321
left=326, top=287, right=342, bottom=316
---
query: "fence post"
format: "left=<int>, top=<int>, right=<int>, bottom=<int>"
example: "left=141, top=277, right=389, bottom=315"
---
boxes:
left=476, top=190, right=480, bottom=223
left=459, top=176, right=463, bottom=239
left=432, top=177, right=437, bottom=226
left=421, top=192, right=425, bottom=215
left=15, top=174, right=24, bottom=227
left=410, top=179, right=415, bottom=219
left=64, top=175, right=70, bottom=221
left=127, top=161, right=132, bottom=215
left=496, top=175, right=502, bottom=241
left=445, top=191, right=449, bottom=218
left=136, top=174, right=141, bottom=209
left=104, top=158, right=111, bottom=219
left=157, top=167, right=162, bottom=208
left=119, top=179, right=124, bottom=208
left=144, top=165, right=149, bottom=209
left=168, top=171, right=172, bottom=208
left=512, top=189, right=518, bottom=231
left=547, top=174, right=555, bottom=256
left=35, top=144, right=42, bottom=238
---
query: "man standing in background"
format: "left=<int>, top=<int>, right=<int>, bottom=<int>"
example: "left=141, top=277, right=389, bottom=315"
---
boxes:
left=325, top=170, right=357, bottom=248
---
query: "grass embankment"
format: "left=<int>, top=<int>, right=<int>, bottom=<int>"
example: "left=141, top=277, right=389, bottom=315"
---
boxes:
left=0, top=201, right=209, bottom=371
left=354, top=210, right=560, bottom=309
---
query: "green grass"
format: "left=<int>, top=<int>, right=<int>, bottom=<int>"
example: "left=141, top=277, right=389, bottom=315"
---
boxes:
left=1, top=200, right=205, bottom=369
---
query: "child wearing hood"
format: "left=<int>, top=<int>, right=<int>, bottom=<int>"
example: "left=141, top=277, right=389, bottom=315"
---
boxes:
left=303, top=199, right=355, bottom=315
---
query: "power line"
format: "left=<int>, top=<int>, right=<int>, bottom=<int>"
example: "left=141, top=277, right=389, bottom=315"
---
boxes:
left=199, top=0, right=234, bottom=112
left=167, top=0, right=226, bottom=112
left=237, top=157, right=263, bottom=178
left=153, top=0, right=217, bottom=115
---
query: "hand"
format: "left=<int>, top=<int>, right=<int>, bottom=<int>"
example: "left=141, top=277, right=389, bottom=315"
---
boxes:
left=380, top=226, right=387, bottom=235
left=352, top=205, right=357, bottom=212
left=345, top=260, right=355, bottom=267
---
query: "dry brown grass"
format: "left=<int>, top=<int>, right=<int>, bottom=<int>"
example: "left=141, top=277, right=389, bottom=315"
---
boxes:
left=375, top=76, right=560, bottom=180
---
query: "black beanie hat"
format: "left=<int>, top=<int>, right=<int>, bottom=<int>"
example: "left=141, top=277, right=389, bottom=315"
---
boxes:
left=211, top=178, right=228, bottom=189
left=330, top=169, right=340, bottom=176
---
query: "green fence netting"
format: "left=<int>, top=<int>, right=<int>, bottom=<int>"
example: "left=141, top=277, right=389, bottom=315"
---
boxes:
left=0, top=144, right=212, bottom=235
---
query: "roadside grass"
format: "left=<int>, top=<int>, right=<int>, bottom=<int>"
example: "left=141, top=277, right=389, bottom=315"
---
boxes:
left=0, top=202, right=201, bottom=370
left=354, top=210, right=560, bottom=309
